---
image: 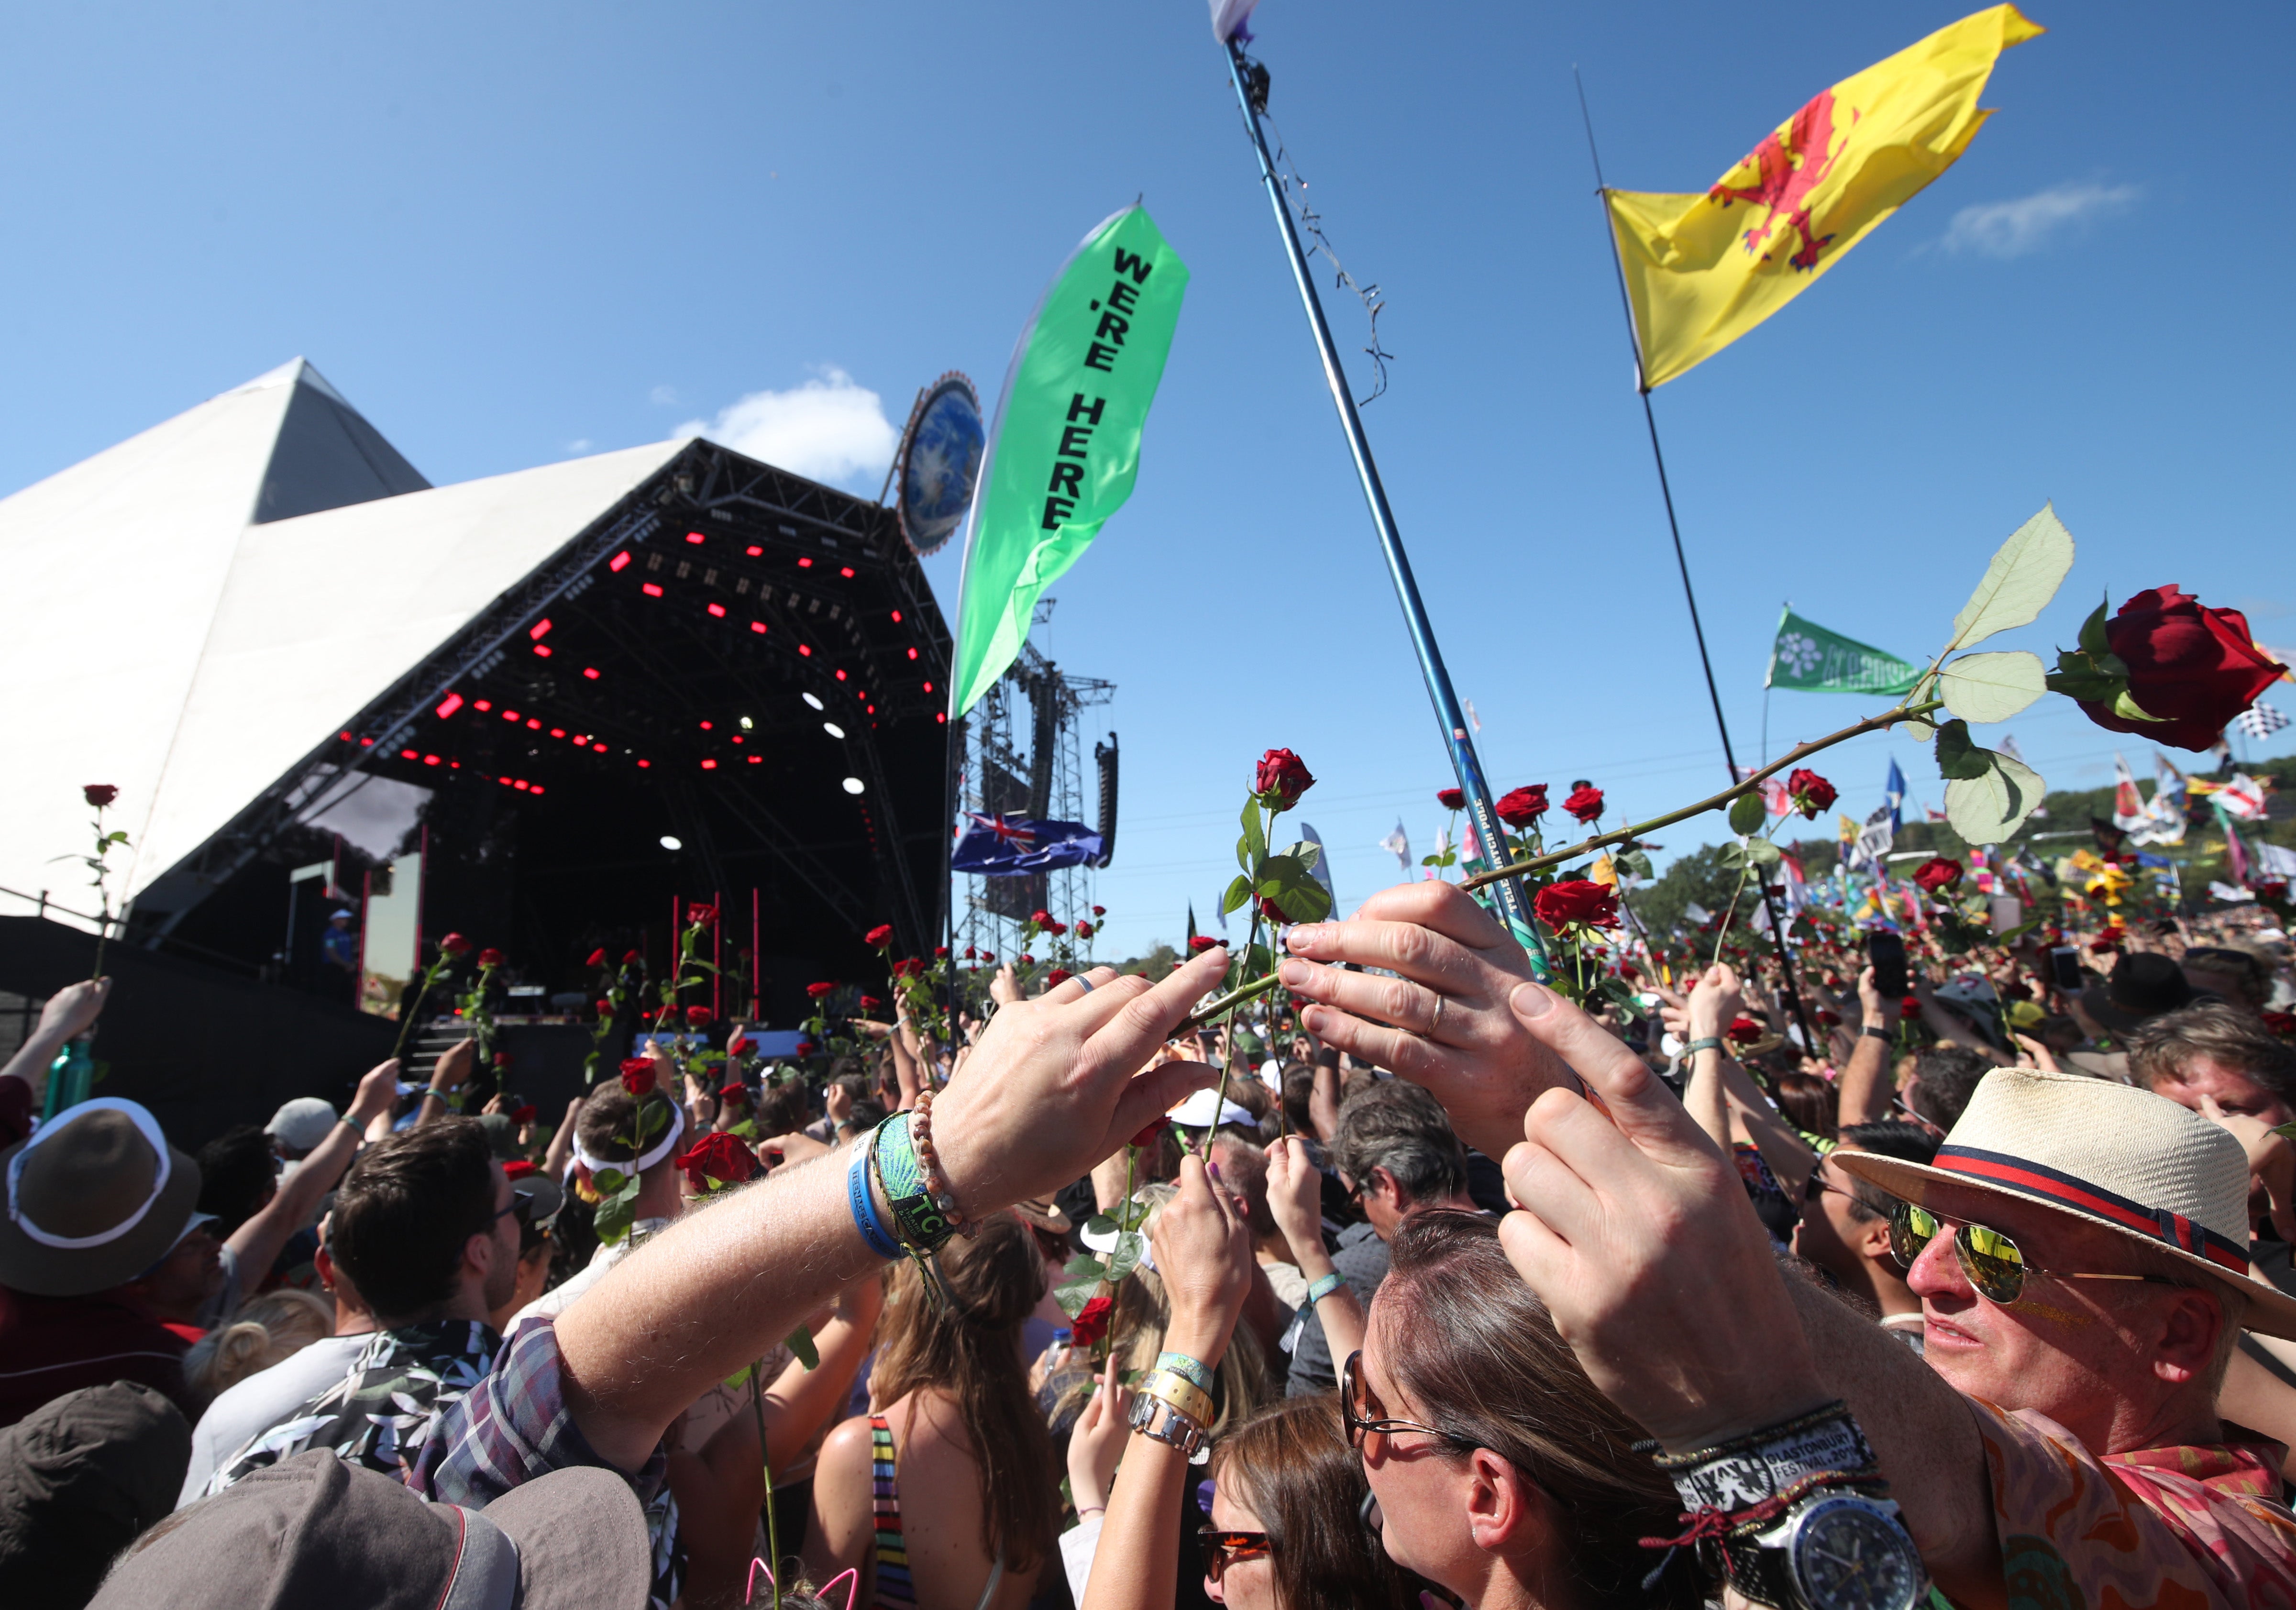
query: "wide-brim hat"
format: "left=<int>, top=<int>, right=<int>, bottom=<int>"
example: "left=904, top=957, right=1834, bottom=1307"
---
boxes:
left=1012, top=1197, right=1073, bottom=1237
left=91, top=1448, right=652, bottom=1610
left=0, top=1099, right=203, bottom=1296
left=1835, top=1067, right=2296, bottom=1339
left=2078, top=950, right=2197, bottom=1037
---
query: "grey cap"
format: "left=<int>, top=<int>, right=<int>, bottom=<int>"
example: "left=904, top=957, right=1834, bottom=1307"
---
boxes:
left=265, top=1097, right=340, bottom=1152
left=92, top=1448, right=652, bottom=1610
left=0, top=1380, right=189, bottom=1610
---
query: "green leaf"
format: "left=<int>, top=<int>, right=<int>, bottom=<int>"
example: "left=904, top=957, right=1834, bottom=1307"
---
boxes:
left=594, top=1180, right=640, bottom=1246
left=1743, top=838, right=1782, bottom=869
left=1895, top=716, right=1937, bottom=741
left=722, top=1364, right=753, bottom=1390
left=1947, top=504, right=2075, bottom=651
left=591, top=1166, right=628, bottom=1195
left=1728, top=793, right=1766, bottom=835
left=1104, top=1230, right=1148, bottom=1282
left=1115, top=1196, right=1153, bottom=1231
left=2110, top=688, right=2165, bottom=723
left=1280, top=839, right=1322, bottom=874
left=2076, top=597, right=2112, bottom=656
left=1257, top=856, right=1333, bottom=924
left=1221, top=874, right=1253, bottom=916
left=1238, top=800, right=1266, bottom=873
left=1615, top=849, right=1655, bottom=882
left=1082, top=1213, right=1117, bottom=1240
left=784, top=1325, right=820, bottom=1370
left=1943, top=750, right=2047, bottom=845
left=1934, top=719, right=1991, bottom=781
left=1937, top=651, right=2048, bottom=724
left=1054, top=1272, right=1107, bottom=1319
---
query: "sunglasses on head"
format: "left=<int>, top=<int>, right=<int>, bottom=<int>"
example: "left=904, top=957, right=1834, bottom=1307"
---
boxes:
left=1197, top=1527, right=1271, bottom=1582
left=1887, top=1200, right=2178, bottom=1306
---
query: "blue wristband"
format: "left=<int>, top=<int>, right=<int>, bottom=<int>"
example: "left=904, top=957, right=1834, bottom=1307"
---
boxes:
left=1306, top=1271, right=1347, bottom=1306
left=847, top=1141, right=900, bottom=1260
left=1156, top=1351, right=1214, bottom=1393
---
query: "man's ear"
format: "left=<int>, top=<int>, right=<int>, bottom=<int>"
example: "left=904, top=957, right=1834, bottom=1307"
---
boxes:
left=2152, top=1288, right=2228, bottom=1387
left=1369, top=1166, right=1404, bottom=1211
left=1462, top=1447, right=1540, bottom=1554
left=1856, top=1214, right=1897, bottom=1263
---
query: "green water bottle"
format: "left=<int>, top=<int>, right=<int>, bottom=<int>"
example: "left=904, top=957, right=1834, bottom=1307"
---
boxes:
left=41, top=1037, right=95, bottom=1120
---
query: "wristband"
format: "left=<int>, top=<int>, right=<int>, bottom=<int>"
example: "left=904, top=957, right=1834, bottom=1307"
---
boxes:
left=1155, top=1351, right=1214, bottom=1393
left=1305, top=1271, right=1347, bottom=1305
left=872, top=1112, right=957, bottom=1255
left=846, top=1140, right=902, bottom=1260
left=336, top=1115, right=364, bottom=1138
left=1141, top=1370, right=1216, bottom=1427
left=1683, top=1037, right=1725, bottom=1058
left=1646, top=1400, right=1879, bottom=1513
left=1861, top=1024, right=1894, bottom=1041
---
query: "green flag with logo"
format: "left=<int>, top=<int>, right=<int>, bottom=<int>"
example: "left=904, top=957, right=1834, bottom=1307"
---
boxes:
left=952, top=206, right=1189, bottom=715
left=1765, top=607, right=1922, bottom=695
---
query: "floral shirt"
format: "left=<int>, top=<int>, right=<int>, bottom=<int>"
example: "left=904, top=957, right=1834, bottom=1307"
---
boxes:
left=206, top=1319, right=498, bottom=1492
left=1970, top=1399, right=2296, bottom=1609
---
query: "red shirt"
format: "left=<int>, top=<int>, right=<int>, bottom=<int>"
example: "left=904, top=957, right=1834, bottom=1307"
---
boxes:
left=0, top=1285, right=192, bottom=1430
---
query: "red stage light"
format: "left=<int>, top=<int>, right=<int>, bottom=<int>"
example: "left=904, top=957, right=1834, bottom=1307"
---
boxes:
left=638, top=759, right=651, bottom=769
left=515, top=780, right=530, bottom=791
left=798, top=557, right=813, bottom=568
left=526, top=719, right=541, bottom=729
left=531, top=785, right=544, bottom=795
left=423, top=754, right=441, bottom=766
left=360, top=737, right=374, bottom=746
left=890, top=610, right=902, bottom=623
left=529, top=618, right=552, bottom=640
left=839, top=566, right=854, bottom=578
left=745, top=545, right=762, bottom=557
left=685, top=532, right=705, bottom=545
left=436, top=693, right=464, bottom=719
left=502, top=709, right=519, bottom=721
left=906, top=647, right=918, bottom=660
left=748, top=755, right=761, bottom=764
left=923, top=681, right=933, bottom=693
left=499, top=776, right=513, bottom=785
left=533, top=644, right=552, bottom=657
left=730, top=734, right=743, bottom=744
left=583, top=667, right=600, bottom=680
left=868, top=705, right=877, bottom=715
left=339, top=730, right=353, bottom=740
left=835, top=669, right=846, bottom=681
left=798, top=645, right=811, bottom=657
left=706, top=602, right=726, bottom=618
left=750, top=621, right=767, bottom=634
left=401, top=749, right=418, bottom=760
left=609, top=551, right=632, bottom=572
left=550, top=728, right=565, bottom=739
left=699, top=721, right=712, bottom=730
left=935, top=712, right=945, bottom=724
left=475, top=699, right=493, bottom=711
left=450, top=760, right=461, bottom=769
left=642, top=583, right=663, bottom=598
left=701, top=759, right=718, bottom=771
left=593, top=743, right=607, bottom=753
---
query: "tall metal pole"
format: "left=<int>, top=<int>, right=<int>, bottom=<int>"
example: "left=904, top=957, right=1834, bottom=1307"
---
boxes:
left=1222, top=39, right=1552, bottom=981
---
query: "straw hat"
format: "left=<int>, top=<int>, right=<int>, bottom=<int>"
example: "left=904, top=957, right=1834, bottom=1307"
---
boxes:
left=1836, top=1068, right=2296, bottom=1339
left=0, top=1100, right=203, bottom=1297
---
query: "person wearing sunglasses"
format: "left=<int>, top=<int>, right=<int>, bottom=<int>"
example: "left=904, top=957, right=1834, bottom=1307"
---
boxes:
left=1197, top=1395, right=1419, bottom=1610
left=1275, top=885, right=2296, bottom=1609
left=1790, top=1123, right=1940, bottom=1353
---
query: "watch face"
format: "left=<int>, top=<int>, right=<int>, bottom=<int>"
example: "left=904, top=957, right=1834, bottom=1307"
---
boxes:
left=1790, top=1497, right=1927, bottom=1610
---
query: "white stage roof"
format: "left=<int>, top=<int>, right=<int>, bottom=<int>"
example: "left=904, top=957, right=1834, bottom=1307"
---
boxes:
left=0, top=360, right=685, bottom=924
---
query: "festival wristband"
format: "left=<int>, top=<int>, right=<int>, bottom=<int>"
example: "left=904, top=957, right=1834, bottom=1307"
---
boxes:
left=1155, top=1351, right=1214, bottom=1393
left=1141, top=1370, right=1216, bottom=1426
left=1862, top=1024, right=1894, bottom=1041
left=846, top=1140, right=901, bottom=1261
left=872, top=1112, right=957, bottom=1254
left=1683, top=1037, right=1725, bottom=1058
left=1305, top=1271, right=1347, bottom=1306
left=1647, top=1401, right=1879, bottom=1514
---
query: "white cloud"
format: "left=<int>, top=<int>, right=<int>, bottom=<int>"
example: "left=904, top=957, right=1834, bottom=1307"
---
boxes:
left=1941, top=182, right=2138, bottom=259
left=563, top=438, right=593, bottom=455
left=648, top=384, right=680, bottom=407
left=674, top=368, right=898, bottom=488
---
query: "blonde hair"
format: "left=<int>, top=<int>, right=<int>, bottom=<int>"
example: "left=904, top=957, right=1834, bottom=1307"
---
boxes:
left=182, top=1287, right=334, bottom=1408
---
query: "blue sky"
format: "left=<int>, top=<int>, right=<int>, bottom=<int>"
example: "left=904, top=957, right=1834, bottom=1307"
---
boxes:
left=4, top=1, right=2290, bottom=960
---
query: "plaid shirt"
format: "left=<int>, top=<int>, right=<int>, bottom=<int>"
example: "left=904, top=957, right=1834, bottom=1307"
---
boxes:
left=410, top=1314, right=682, bottom=1608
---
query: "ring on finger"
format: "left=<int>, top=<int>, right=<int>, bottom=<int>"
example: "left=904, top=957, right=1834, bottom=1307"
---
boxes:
left=1425, top=993, right=1446, bottom=1038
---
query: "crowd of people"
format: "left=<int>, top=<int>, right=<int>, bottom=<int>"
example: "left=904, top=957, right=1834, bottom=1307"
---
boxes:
left=4, top=878, right=2296, bottom=1610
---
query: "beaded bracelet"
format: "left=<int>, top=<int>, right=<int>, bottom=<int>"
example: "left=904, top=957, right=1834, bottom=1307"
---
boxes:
left=1140, top=1369, right=1216, bottom=1427
left=907, top=1089, right=974, bottom=1239
left=1155, top=1351, right=1214, bottom=1393
left=1305, top=1271, right=1347, bottom=1306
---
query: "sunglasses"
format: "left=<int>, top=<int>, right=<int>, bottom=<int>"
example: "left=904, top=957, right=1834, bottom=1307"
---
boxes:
left=1887, top=1200, right=2177, bottom=1306
left=1198, top=1527, right=1271, bottom=1582
left=1341, top=1352, right=1471, bottom=1454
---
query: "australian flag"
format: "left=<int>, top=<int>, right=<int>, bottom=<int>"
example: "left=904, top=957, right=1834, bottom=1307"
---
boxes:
left=950, top=812, right=1104, bottom=875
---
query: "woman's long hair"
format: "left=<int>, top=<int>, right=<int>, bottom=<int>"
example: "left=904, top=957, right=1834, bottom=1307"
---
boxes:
left=1215, top=1396, right=1416, bottom=1610
left=1378, top=1211, right=1703, bottom=1610
left=869, top=1212, right=1059, bottom=1576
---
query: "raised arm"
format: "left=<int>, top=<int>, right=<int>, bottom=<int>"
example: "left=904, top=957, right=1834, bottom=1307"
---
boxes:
left=226, top=1060, right=399, bottom=1288
left=1266, top=1134, right=1362, bottom=1363
left=1836, top=967, right=1899, bottom=1125
left=0, top=978, right=110, bottom=1101
left=553, top=950, right=1232, bottom=1472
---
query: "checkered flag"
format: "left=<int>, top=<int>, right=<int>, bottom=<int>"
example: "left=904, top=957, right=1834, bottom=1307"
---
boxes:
left=2236, top=701, right=2290, bottom=741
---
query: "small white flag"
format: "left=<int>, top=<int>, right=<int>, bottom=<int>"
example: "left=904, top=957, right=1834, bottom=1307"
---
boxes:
left=1998, top=733, right=2025, bottom=764
left=1379, top=820, right=1411, bottom=871
left=1464, top=698, right=1483, bottom=734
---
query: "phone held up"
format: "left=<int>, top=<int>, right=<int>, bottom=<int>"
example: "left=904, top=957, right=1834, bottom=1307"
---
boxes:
left=1867, top=930, right=1909, bottom=1000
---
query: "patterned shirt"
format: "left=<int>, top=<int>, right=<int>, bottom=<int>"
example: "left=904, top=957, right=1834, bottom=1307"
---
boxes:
left=1971, top=1399, right=2296, bottom=1609
left=412, top=1314, right=682, bottom=1609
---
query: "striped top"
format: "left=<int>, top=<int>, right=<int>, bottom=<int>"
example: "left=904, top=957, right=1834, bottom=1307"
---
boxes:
left=870, top=1414, right=918, bottom=1610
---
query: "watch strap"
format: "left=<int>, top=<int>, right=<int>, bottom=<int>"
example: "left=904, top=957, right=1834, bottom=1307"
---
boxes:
left=1684, top=1036, right=1726, bottom=1057
left=1862, top=1024, right=1895, bottom=1041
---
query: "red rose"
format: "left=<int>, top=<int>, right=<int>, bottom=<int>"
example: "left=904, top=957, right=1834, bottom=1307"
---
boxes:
left=1019, top=954, right=1036, bottom=967
left=1786, top=769, right=1837, bottom=819
left=864, top=924, right=895, bottom=948
left=1029, top=909, right=1053, bottom=928
left=2257, top=880, right=2289, bottom=904
left=963, top=946, right=979, bottom=960
left=477, top=948, right=506, bottom=968
left=596, top=998, right=615, bottom=1017
left=1073, top=921, right=1093, bottom=939
left=726, top=1031, right=748, bottom=1055
left=934, top=946, right=949, bottom=959
left=621, top=949, right=643, bottom=964
left=2077, top=586, right=2288, bottom=751
left=684, top=1005, right=712, bottom=1027
left=618, top=1057, right=656, bottom=1095
left=440, top=933, right=474, bottom=956
left=859, top=995, right=883, bottom=1012
left=1910, top=858, right=1963, bottom=894
left=1131, top=1115, right=1171, bottom=1149
left=1189, top=936, right=1222, bottom=954
left=979, top=951, right=995, bottom=964
left=1494, top=785, right=1548, bottom=826
left=796, top=1040, right=817, bottom=1056
left=1815, top=1008, right=1842, bottom=1027
left=585, top=947, right=609, bottom=968
left=1436, top=787, right=1466, bottom=811
left=1726, top=1016, right=1763, bottom=1044
left=805, top=981, right=838, bottom=998
left=1562, top=785, right=1604, bottom=825
left=1047, top=920, right=1069, bottom=937
left=492, top=1052, right=512, bottom=1069
left=1092, top=905, right=1106, bottom=917
left=1254, top=748, right=1315, bottom=811
left=509, top=1104, right=538, bottom=1124
left=676, top=1131, right=759, bottom=1193
left=2087, top=932, right=2122, bottom=954
left=1045, top=969, right=1071, bottom=987
left=686, top=904, right=718, bottom=929
left=503, top=1159, right=536, bottom=1179
left=892, top=958, right=923, bottom=978
left=1533, top=878, right=1619, bottom=930
left=720, top=1079, right=749, bottom=1099
left=1899, top=997, right=1920, bottom=1020
left=1255, top=894, right=1290, bottom=926
left=83, top=784, right=119, bottom=808
left=1069, top=1293, right=1116, bottom=1348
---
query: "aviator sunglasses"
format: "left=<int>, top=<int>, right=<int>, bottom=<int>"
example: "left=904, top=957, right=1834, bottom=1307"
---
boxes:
left=1887, top=1200, right=2177, bottom=1306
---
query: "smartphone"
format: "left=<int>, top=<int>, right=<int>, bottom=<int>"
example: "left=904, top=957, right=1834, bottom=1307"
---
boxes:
left=1867, top=930, right=1909, bottom=999
left=1988, top=895, right=2024, bottom=935
left=2048, top=946, right=2083, bottom=992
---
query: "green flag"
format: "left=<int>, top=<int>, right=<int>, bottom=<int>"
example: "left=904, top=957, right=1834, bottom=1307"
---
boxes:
left=1766, top=607, right=1922, bottom=695
left=952, top=206, right=1189, bottom=716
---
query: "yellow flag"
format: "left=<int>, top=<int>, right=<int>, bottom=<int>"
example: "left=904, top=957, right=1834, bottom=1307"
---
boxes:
left=1608, top=5, right=2043, bottom=387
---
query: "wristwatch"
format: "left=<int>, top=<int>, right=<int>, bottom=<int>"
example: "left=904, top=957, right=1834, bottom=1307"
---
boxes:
left=1127, top=1387, right=1210, bottom=1464
left=1727, top=1490, right=1928, bottom=1610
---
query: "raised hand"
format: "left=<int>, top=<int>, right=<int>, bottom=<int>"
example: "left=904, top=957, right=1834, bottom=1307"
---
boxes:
left=1149, top=1152, right=1256, bottom=1367
left=1066, top=1353, right=1132, bottom=1516
left=1263, top=1134, right=1325, bottom=1268
left=1685, top=963, right=1744, bottom=1044
left=36, top=977, right=111, bottom=1041
left=1495, top=980, right=1824, bottom=1451
left=1274, top=882, right=1575, bottom=1158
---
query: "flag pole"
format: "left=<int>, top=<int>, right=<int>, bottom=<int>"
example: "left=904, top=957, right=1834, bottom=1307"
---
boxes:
left=1222, top=36, right=1552, bottom=981
left=1574, top=70, right=1818, bottom=1055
